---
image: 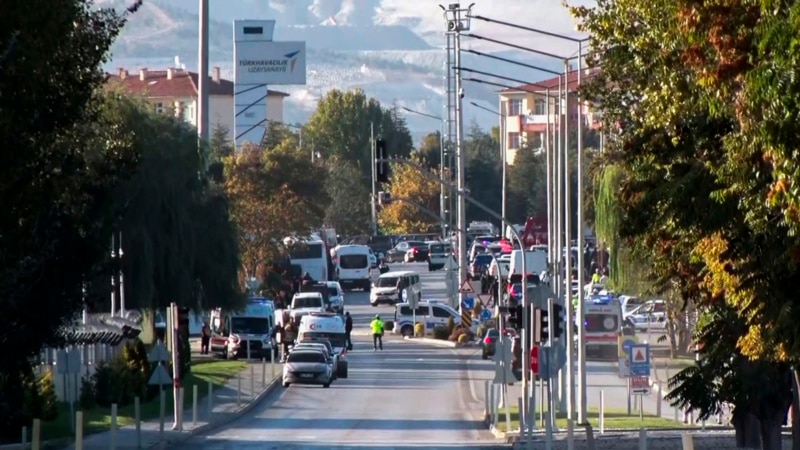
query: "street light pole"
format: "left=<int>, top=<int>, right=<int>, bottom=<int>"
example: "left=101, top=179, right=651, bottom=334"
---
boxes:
left=563, top=61, right=575, bottom=421
left=576, top=41, right=588, bottom=425
left=197, top=0, right=210, bottom=148
left=498, top=96, right=507, bottom=220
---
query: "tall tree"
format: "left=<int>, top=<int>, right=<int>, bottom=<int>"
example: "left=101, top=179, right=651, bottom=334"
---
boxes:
left=323, top=156, right=371, bottom=236
left=464, top=122, right=502, bottom=223
left=224, top=141, right=327, bottom=281
left=506, top=143, right=547, bottom=225
left=0, top=0, right=141, bottom=437
left=377, top=156, right=441, bottom=234
left=303, top=89, right=414, bottom=177
left=417, top=131, right=442, bottom=169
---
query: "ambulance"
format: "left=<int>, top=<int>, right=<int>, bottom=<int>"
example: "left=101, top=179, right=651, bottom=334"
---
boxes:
left=582, top=294, right=623, bottom=360
left=297, top=312, right=348, bottom=378
left=209, top=298, right=275, bottom=360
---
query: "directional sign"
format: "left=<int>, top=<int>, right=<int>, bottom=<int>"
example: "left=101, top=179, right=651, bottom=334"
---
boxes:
left=619, top=335, right=638, bottom=358
left=478, top=293, right=492, bottom=307
left=459, top=279, right=475, bottom=294
left=147, top=341, right=170, bottom=363
left=631, top=375, right=651, bottom=394
left=461, top=296, right=475, bottom=311
left=480, top=309, right=492, bottom=321
left=629, top=344, right=651, bottom=376
left=148, top=363, right=173, bottom=386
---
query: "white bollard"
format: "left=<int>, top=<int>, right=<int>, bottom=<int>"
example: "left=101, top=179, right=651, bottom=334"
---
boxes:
left=656, top=381, right=662, bottom=417
left=21, top=426, right=27, bottom=449
left=544, top=414, right=553, bottom=450
left=31, top=419, right=40, bottom=450
left=134, top=396, right=141, bottom=449
left=681, top=431, right=695, bottom=450
left=207, top=381, right=213, bottom=417
left=192, top=385, right=198, bottom=426
left=566, top=418, right=574, bottom=450
left=599, top=390, right=605, bottom=434
left=639, top=428, right=647, bottom=450
left=517, top=396, right=525, bottom=434
left=261, top=357, right=266, bottom=386
left=271, top=349, right=276, bottom=378
left=75, top=412, right=84, bottom=450
left=178, top=387, right=184, bottom=431
left=674, top=405, right=679, bottom=422
left=237, top=374, right=242, bottom=406
left=250, top=364, right=255, bottom=398
left=110, top=403, right=117, bottom=450
left=484, top=380, right=490, bottom=418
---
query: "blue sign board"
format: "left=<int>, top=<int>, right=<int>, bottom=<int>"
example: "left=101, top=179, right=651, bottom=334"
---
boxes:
left=622, top=338, right=637, bottom=356
left=538, top=341, right=567, bottom=379
left=480, top=309, right=492, bottom=321
left=462, top=296, right=474, bottom=310
left=629, top=344, right=651, bottom=376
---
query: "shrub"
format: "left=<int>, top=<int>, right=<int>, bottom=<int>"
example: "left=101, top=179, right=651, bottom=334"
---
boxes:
left=446, top=316, right=455, bottom=334
left=122, top=339, right=151, bottom=399
left=92, top=361, right=116, bottom=407
left=37, top=370, right=58, bottom=421
left=432, top=326, right=450, bottom=340
left=79, top=375, right=95, bottom=410
left=414, top=322, right=425, bottom=337
left=21, top=372, right=42, bottom=420
left=457, top=333, right=469, bottom=344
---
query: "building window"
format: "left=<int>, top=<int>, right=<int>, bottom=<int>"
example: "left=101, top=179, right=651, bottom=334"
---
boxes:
left=154, top=102, right=164, bottom=114
left=508, top=99, right=523, bottom=116
left=508, top=132, right=521, bottom=149
left=534, top=99, right=547, bottom=115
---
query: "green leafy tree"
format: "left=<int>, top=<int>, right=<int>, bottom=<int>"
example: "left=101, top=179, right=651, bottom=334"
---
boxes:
left=417, top=131, right=442, bottom=168
left=304, top=89, right=413, bottom=177
left=506, top=143, right=547, bottom=225
left=323, top=156, right=371, bottom=236
left=464, top=122, right=502, bottom=223
left=0, top=0, right=141, bottom=437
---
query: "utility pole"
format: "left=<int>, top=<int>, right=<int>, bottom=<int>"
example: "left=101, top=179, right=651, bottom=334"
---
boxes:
left=197, top=0, right=210, bottom=148
left=576, top=41, right=588, bottom=424
left=563, top=61, right=575, bottom=420
left=370, top=122, right=378, bottom=236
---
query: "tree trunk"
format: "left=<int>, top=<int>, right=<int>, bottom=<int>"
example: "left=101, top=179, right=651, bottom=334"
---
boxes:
left=733, top=409, right=762, bottom=448
left=760, top=414, right=784, bottom=450
left=791, top=368, right=800, bottom=450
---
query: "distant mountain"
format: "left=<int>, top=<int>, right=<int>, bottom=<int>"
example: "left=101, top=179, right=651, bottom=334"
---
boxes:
left=100, top=0, right=579, bottom=137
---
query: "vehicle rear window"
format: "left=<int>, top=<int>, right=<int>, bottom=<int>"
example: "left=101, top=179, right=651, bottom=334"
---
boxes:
left=487, top=329, right=500, bottom=337
left=429, top=244, right=444, bottom=253
left=585, top=314, right=619, bottom=333
left=293, top=296, right=322, bottom=308
left=475, top=255, right=493, bottom=264
left=287, top=352, right=325, bottom=363
left=339, top=254, right=368, bottom=269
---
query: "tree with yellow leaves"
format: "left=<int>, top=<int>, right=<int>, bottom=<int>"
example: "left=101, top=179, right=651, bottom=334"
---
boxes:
left=377, top=156, right=442, bottom=235
left=223, top=141, right=327, bottom=283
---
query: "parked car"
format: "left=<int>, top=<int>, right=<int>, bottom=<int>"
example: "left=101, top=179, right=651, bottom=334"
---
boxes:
left=403, top=245, right=429, bottom=263
left=481, top=328, right=500, bottom=360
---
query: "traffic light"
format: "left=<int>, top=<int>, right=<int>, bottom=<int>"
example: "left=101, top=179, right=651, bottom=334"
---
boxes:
left=534, top=307, right=549, bottom=345
left=509, top=304, right=522, bottom=330
left=551, top=299, right=565, bottom=339
left=376, top=139, right=389, bottom=183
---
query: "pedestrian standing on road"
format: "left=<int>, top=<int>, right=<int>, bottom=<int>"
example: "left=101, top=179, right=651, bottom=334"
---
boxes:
left=200, top=322, right=211, bottom=354
left=345, top=312, right=353, bottom=350
left=370, top=314, right=384, bottom=351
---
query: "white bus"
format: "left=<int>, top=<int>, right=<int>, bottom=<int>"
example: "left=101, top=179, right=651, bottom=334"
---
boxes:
left=288, top=239, right=329, bottom=282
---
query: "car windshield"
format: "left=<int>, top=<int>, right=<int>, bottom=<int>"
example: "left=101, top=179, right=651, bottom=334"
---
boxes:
left=230, top=317, right=269, bottom=334
left=301, top=332, right=346, bottom=349
left=339, top=254, right=368, bottom=269
left=486, top=329, right=500, bottom=337
left=376, top=277, right=399, bottom=287
left=475, top=255, right=493, bottom=264
left=407, top=241, right=426, bottom=248
left=287, top=352, right=326, bottom=364
left=293, top=296, right=322, bottom=308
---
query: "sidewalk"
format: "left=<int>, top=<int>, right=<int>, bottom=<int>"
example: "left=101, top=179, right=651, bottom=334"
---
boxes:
left=58, top=359, right=283, bottom=450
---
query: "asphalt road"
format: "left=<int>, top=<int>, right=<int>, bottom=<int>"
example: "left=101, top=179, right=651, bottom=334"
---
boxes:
left=176, top=262, right=505, bottom=449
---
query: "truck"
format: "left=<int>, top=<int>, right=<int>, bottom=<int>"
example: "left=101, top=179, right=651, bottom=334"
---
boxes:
left=209, top=298, right=275, bottom=359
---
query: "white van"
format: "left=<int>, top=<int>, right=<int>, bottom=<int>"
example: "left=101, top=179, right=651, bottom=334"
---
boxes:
left=393, top=301, right=478, bottom=337
left=427, top=241, right=453, bottom=271
left=508, top=250, right=548, bottom=281
left=369, top=270, right=421, bottom=306
left=334, top=245, right=371, bottom=291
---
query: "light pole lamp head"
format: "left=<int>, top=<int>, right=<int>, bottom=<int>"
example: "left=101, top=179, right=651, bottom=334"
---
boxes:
left=443, top=3, right=474, bottom=33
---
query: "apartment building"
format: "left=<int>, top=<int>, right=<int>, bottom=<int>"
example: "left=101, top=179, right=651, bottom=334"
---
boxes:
left=106, top=66, right=289, bottom=139
left=498, top=67, right=600, bottom=164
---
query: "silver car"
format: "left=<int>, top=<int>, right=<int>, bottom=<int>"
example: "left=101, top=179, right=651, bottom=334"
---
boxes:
left=293, top=342, right=338, bottom=379
left=282, top=350, right=333, bottom=388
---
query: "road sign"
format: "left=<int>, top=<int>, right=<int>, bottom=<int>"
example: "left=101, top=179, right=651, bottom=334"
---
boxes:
left=148, top=341, right=170, bottom=363
left=462, top=296, right=475, bottom=310
left=619, top=335, right=638, bottom=358
left=478, top=293, right=492, bottom=307
left=631, top=375, right=651, bottom=394
left=530, top=347, right=539, bottom=374
left=629, top=344, right=651, bottom=376
left=148, top=364, right=173, bottom=386
left=460, top=279, right=475, bottom=294
left=56, top=349, right=81, bottom=375
left=480, top=309, right=492, bottom=321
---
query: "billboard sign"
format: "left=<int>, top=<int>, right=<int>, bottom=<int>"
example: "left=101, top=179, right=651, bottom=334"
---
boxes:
left=234, top=41, right=307, bottom=85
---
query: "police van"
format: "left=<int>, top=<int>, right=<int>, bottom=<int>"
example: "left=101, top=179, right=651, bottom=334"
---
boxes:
left=297, top=312, right=349, bottom=378
left=392, top=301, right=478, bottom=337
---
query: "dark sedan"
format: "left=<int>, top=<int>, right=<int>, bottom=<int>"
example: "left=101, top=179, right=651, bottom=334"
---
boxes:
left=384, top=240, right=427, bottom=263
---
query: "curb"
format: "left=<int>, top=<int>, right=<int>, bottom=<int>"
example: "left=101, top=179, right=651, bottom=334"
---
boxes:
left=483, top=416, right=516, bottom=443
left=402, top=336, right=477, bottom=348
left=147, top=374, right=283, bottom=449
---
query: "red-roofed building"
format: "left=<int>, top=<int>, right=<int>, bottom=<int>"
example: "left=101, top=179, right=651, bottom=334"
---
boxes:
left=106, top=66, right=290, bottom=139
left=498, top=66, right=601, bottom=164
